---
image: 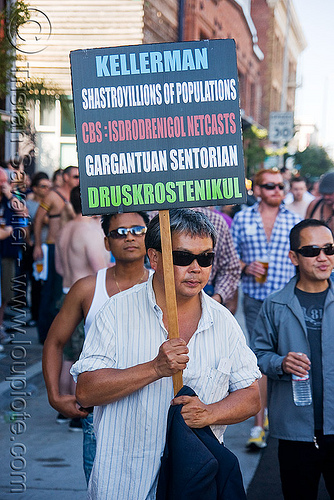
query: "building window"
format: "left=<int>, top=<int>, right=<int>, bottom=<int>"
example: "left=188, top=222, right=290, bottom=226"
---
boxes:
left=61, top=100, right=75, bottom=136
left=250, top=83, right=255, bottom=119
left=40, top=101, right=55, bottom=126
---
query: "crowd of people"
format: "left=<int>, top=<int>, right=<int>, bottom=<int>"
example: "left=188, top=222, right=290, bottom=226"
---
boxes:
left=0, top=162, right=333, bottom=499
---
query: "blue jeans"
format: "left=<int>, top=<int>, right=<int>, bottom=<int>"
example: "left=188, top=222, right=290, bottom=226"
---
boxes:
left=82, top=413, right=96, bottom=485
left=37, top=244, right=63, bottom=343
left=243, top=293, right=263, bottom=348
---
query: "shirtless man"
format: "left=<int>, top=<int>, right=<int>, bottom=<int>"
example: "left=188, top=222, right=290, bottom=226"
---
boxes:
left=43, top=210, right=150, bottom=482
left=33, top=166, right=79, bottom=256
left=55, top=186, right=110, bottom=290
left=33, top=165, right=79, bottom=343
left=285, top=177, right=311, bottom=218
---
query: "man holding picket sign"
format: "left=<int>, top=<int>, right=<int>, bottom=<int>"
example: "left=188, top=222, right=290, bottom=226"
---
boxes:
left=70, top=38, right=259, bottom=498
left=71, top=208, right=261, bottom=499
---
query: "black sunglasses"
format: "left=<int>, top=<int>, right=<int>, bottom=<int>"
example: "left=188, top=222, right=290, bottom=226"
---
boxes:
left=259, top=183, right=285, bottom=190
left=295, top=244, right=334, bottom=258
left=107, top=226, right=147, bottom=239
left=172, top=250, right=215, bottom=267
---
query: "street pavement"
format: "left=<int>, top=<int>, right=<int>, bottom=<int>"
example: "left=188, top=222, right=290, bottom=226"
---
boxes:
left=0, top=298, right=265, bottom=499
left=0, top=318, right=87, bottom=499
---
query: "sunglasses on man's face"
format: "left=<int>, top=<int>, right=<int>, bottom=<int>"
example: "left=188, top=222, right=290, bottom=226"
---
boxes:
left=295, top=244, right=334, bottom=258
left=259, top=183, right=285, bottom=191
left=172, top=250, right=215, bottom=267
left=107, top=226, right=147, bottom=239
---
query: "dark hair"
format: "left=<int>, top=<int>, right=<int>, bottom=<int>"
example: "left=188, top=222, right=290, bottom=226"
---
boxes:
left=101, top=211, right=150, bottom=237
left=290, top=219, right=333, bottom=251
left=63, top=165, right=77, bottom=177
left=52, top=168, right=63, bottom=183
left=70, top=186, right=82, bottom=214
left=290, top=176, right=306, bottom=186
left=31, top=171, right=49, bottom=189
left=319, top=171, right=334, bottom=194
left=145, top=208, right=217, bottom=251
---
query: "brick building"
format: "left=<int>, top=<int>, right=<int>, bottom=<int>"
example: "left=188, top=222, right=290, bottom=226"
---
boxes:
left=182, top=0, right=264, bottom=126
left=251, top=0, right=306, bottom=129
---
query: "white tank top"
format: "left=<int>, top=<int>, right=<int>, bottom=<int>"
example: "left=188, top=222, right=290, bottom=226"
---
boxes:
left=84, top=267, right=109, bottom=336
left=84, top=267, right=153, bottom=336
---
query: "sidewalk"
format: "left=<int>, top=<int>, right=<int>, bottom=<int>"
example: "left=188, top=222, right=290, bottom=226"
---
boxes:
left=0, top=318, right=87, bottom=499
left=0, top=306, right=264, bottom=499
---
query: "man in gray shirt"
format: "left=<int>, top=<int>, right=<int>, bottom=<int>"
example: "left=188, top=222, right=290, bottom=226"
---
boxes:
left=253, top=219, right=334, bottom=500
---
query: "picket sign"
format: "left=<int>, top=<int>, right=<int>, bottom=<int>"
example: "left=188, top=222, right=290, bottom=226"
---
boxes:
left=159, top=210, right=183, bottom=396
left=70, top=39, right=247, bottom=395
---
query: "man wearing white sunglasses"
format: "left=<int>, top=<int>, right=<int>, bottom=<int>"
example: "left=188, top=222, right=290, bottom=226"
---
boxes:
left=43, top=210, right=150, bottom=483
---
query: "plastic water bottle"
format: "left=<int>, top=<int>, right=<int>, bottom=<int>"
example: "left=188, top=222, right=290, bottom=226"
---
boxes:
left=292, top=373, right=312, bottom=406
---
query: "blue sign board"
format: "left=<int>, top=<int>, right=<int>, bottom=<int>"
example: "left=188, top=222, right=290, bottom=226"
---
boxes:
left=70, top=39, right=246, bottom=214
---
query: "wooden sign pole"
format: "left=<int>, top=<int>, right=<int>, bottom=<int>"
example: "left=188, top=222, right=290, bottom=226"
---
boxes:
left=159, top=210, right=183, bottom=396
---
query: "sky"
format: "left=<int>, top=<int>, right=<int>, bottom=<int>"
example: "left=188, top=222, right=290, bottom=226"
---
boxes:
left=292, top=0, right=334, bottom=158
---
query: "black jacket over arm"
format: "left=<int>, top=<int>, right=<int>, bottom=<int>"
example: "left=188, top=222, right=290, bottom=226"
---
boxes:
left=156, top=385, right=246, bottom=500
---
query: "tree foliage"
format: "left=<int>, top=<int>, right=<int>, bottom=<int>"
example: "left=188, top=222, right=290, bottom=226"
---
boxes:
left=294, top=145, right=334, bottom=179
left=0, top=0, right=30, bottom=98
left=243, top=125, right=267, bottom=178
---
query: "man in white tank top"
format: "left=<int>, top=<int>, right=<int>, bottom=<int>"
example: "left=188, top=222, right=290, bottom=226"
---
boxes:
left=43, top=211, right=150, bottom=483
left=54, top=186, right=111, bottom=432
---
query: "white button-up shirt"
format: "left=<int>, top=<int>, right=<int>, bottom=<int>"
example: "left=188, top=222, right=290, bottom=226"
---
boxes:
left=71, top=275, right=260, bottom=500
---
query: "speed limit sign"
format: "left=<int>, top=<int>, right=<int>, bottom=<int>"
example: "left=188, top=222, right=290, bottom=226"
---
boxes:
left=269, top=112, right=294, bottom=142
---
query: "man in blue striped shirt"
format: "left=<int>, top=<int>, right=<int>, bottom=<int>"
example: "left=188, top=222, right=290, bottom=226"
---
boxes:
left=231, top=168, right=301, bottom=449
left=72, top=208, right=261, bottom=499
